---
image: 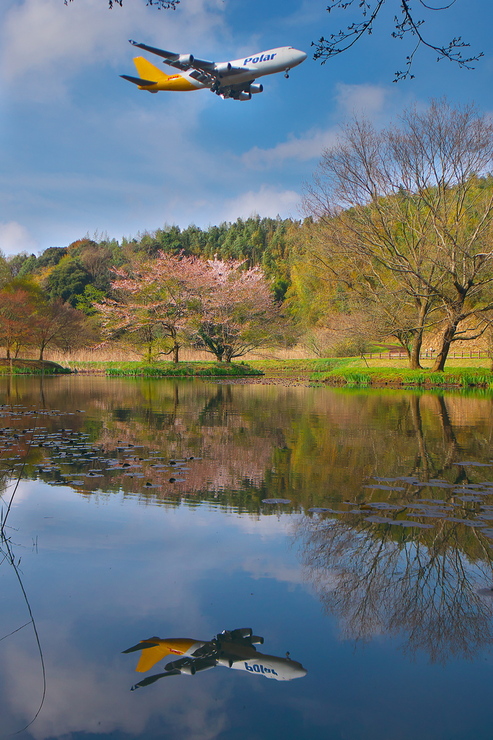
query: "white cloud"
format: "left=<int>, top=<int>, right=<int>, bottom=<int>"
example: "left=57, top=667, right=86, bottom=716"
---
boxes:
left=334, top=82, right=388, bottom=118
left=242, top=554, right=309, bottom=587
left=0, top=0, right=227, bottom=100
left=3, top=636, right=230, bottom=740
left=243, top=128, right=341, bottom=168
left=0, top=221, right=38, bottom=255
left=219, top=185, right=301, bottom=222
left=242, top=83, right=390, bottom=169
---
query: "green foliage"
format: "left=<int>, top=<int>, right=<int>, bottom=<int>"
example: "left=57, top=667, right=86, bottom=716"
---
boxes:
left=70, top=361, right=263, bottom=377
left=250, top=358, right=352, bottom=375
left=47, top=256, right=91, bottom=306
left=76, top=285, right=107, bottom=316
left=7, top=252, right=32, bottom=277
left=16, top=217, right=298, bottom=328
left=36, top=246, right=68, bottom=269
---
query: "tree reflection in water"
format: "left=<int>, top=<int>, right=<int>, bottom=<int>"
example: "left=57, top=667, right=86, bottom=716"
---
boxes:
left=297, top=391, right=493, bottom=664
left=298, top=513, right=493, bottom=662
left=2, top=378, right=493, bottom=672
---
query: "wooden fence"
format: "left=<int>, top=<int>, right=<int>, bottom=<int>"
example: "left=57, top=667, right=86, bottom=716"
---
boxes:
left=365, top=350, right=490, bottom=360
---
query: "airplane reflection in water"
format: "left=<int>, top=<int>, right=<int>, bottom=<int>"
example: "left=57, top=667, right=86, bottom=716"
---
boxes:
left=123, top=628, right=307, bottom=689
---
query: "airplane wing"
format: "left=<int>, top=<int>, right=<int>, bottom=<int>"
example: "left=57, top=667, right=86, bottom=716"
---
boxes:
left=129, top=40, right=245, bottom=77
left=216, top=628, right=264, bottom=647
left=131, top=669, right=182, bottom=690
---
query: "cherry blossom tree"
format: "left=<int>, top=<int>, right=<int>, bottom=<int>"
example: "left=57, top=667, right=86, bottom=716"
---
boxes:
left=96, top=252, right=210, bottom=362
left=193, top=258, right=285, bottom=363
left=96, top=253, right=285, bottom=363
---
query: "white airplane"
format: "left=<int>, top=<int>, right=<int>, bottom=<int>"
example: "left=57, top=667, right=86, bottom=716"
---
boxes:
left=121, top=41, right=307, bottom=100
left=123, top=628, right=307, bottom=688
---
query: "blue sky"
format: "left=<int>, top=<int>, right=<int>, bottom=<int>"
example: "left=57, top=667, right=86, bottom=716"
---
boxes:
left=1, top=0, right=492, bottom=255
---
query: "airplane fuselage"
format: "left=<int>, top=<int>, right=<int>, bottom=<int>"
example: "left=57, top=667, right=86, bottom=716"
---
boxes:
left=165, top=638, right=306, bottom=680
left=197, top=46, right=307, bottom=87
left=123, top=44, right=307, bottom=100
left=128, top=635, right=307, bottom=682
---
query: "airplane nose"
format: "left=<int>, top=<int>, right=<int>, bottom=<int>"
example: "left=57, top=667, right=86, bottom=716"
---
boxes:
left=288, top=661, right=308, bottom=679
left=293, top=49, right=307, bottom=66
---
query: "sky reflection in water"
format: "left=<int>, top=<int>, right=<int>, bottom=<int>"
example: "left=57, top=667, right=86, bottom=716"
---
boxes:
left=1, top=376, right=493, bottom=739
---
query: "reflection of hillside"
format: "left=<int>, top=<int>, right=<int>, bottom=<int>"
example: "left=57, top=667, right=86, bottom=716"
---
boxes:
left=93, top=383, right=278, bottom=495
left=0, top=378, right=284, bottom=503
left=2, top=378, right=493, bottom=517
left=297, top=512, right=493, bottom=663
left=258, top=391, right=493, bottom=507
left=3, top=374, right=493, bottom=666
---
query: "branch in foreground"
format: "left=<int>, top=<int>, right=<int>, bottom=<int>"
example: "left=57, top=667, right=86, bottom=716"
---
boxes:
left=64, top=0, right=179, bottom=9
left=313, top=0, right=482, bottom=81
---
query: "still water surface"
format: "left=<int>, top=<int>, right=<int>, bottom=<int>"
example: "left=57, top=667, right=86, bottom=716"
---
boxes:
left=1, top=376, right=493, bottom=739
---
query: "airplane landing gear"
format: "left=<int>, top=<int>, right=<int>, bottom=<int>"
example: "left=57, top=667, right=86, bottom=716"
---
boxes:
left=284, top=70, right=290, bottom=78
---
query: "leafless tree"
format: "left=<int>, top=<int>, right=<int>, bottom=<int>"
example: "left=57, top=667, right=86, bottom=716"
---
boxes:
left=305, top=99, right=493, bottom=370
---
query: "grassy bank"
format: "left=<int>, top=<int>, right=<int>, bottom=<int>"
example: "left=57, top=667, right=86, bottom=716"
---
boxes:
left=247, top=358, right=352, bottom=376
left=0, top=359, right=70, bottom=375
left=312, top=366, right=493, bottom=388
left=2, top=355, right=493, bottom=387
left=67, top=360, right=263, bottom=377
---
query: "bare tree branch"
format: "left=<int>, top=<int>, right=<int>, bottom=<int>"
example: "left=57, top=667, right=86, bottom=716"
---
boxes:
left=313, top=0, right=482, bottom=81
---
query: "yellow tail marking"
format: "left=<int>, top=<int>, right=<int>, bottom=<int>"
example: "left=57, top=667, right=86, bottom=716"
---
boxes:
left=135, top=638, right=198, bottom=672
left=133, top=56, right=169, bottom=82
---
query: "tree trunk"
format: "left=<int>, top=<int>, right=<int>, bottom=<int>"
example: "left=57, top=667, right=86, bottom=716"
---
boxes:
left=409, top=301, right=429, bottom=369
left=409, top=335, right=423, bottom=370
left=172, top=343, right=179, bottom=363
left=431, top=322, right=459, bottom=371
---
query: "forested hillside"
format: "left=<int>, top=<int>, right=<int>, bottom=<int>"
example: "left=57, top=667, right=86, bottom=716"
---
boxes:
left=7, top=216, right=299, bottom=308
left=0, top=217, right=306, bottom=363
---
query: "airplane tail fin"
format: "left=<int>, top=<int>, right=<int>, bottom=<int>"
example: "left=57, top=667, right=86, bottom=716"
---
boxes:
left=135, top=642, right=174, bottom=673
left=123, top=637, right=199, bottom=673
left=123, top=638, right=174, bottom=672
left=133, top=56, right=169, bottom=82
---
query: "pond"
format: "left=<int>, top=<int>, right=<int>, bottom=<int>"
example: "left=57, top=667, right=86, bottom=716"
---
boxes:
left=1, top=375, right=493, bottom=740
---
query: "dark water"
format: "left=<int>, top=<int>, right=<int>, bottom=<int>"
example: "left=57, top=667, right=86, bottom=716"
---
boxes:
left=1, top=376, right=493, bottom=740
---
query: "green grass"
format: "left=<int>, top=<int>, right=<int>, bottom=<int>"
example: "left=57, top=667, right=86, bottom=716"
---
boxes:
left=68, top=360, right=263, bottom=377
left=0, top=359, right=70, bottom=375
left=313, top=366, right=493, bottom=388
left=248, top=358, right=356, bottom=375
